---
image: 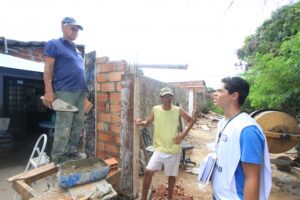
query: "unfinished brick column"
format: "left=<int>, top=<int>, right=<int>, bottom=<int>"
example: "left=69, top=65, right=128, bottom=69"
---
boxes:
left=95, top=57, right=127, bottom=161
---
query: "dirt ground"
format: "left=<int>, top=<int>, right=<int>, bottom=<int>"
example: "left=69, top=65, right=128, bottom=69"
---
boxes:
left=139, top=116, right=300, bottom=200
left=2, top=116, right=300, bottom=200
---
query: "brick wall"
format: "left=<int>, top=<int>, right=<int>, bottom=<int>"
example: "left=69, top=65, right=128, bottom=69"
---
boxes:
left=95, top=57, right=127, bottom=162
left=95, top=69, right=200, bottom=161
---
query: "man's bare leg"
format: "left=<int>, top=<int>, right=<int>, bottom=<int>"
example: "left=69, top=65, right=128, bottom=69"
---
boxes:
left=168, top=176, right=176, bottom=200
left=141, top=169, right=154, bottom=200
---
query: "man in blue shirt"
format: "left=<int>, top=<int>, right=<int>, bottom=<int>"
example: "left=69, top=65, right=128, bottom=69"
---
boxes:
left=43, top=17, right=87, bottom=164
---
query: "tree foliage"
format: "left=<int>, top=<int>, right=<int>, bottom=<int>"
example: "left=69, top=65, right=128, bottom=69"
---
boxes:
left=237, top=2, right=300, bottom=117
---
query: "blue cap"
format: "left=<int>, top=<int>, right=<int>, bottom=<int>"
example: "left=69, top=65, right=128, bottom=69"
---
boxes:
left=61, top=17, right=83, bottom=30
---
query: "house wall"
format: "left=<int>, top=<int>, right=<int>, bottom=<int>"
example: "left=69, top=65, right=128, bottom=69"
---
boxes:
left=137, top=76, right=189, bottom=134
left=170, top=80, right=208, bottom=119
left=0, top=67, right=43, bottom=117
left=170, top=80, right=207, bottom=93
left=138, top=76, right=189, bottom=118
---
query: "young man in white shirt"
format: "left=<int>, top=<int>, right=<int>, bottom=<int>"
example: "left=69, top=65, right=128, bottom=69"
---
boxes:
left=211, top=77, right=271, bottom=200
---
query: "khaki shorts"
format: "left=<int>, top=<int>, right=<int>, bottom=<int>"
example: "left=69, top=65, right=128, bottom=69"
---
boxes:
left=146, top=151, right=181, bottom=176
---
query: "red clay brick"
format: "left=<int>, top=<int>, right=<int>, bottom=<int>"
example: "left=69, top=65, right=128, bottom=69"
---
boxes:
left=96, top=64, right=102, bottom=73
left=116, top=157, right=120, bottom=164
left=97, top=101, right=107, bottom=112
left=116, top=82, right=122, bottom=91
left=101, top=63, right=115, bottom=72
left=99, top=133, right=120, bottom=144
left=110, top=93, right=121, bottom=102
left=111, top=114, right=120, bottom=124
left=110, top=104, right=121, bottom=113
left=97, top=123, right=110, bottom=132
left=101, top=82, right=115, bottom=92
left=105, top=156, right=120, bottom=165
left=97, top=83, right=101, bottom=92
left=111, top=124, right=121, bottom=134
left=99, top=133, right=113, bottom=142
left=106, top=152, right=120, bottom=159
left=117, top=63, right=126, bottom=71
left=99, top=113, right=111, bottom=122
left=104, top=158, right=118, bottom=170
left=97, top=122, right=104, bottom=132
left=97, top=93, right=108, bottom=102
left=108, top=72, right=123, bottom=82
left=104, top=157, right=118, bottom=166
left=96, top=56, right=109, bottom=64
left=96, top=74, right=108, bottom=82
left=98, top=130, right=105, bottom=136
left=105, top=144, right=120, bottom=155
left=96, top=151, right=106, bottom=159
left=97, top=142, right=105, bottom=151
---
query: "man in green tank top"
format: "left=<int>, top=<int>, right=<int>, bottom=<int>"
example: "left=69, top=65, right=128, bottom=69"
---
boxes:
left=136, top=87, right=194, bottom=200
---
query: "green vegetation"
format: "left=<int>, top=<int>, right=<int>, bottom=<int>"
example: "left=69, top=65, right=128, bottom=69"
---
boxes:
left=206, top=98, right=224, bottom=115
left=237, top=1, right=300, bottom=118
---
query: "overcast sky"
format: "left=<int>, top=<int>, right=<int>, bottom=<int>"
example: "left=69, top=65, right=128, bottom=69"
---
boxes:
left=1, top=0, right=296, bottom=88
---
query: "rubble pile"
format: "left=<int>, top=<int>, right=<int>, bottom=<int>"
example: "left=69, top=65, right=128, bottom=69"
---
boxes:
left=192, top=112, right=220, bottom=131
left=152, top=184, right=193, bottom=200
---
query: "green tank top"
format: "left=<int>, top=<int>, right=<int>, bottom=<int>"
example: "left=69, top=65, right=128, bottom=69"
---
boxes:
left=152, top=105, right=181, bottom=154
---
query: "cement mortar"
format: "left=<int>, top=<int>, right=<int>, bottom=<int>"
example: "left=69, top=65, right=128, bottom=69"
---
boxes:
left=59, top=157, right=107, bottom=175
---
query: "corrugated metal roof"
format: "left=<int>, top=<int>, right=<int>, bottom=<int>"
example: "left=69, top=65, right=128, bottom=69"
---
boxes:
left=0, top=37, right=85, bottom=56
left=0, top=53, right=44, bottom=72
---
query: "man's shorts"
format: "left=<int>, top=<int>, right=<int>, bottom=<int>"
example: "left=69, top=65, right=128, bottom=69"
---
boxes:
left=146, top=151, right=181, bottom=176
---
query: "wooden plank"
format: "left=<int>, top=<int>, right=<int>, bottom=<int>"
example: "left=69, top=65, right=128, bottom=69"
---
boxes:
left=7, top=163, right=57, bottom=183
left=9, top=160, right=119, bottom=200
left=13, top=180, right=36, bottom=200
left=264, top=131, right=300, bottom=141
left=7, top=172, right=28, bottom=182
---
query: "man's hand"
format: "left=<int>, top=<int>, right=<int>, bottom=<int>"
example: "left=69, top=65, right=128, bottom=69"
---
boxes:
left=135, top=111, right=154, bottom=127
left=135, top=118, right=147, bottom=126
left=174, top=133, right=184, bottom=144
left=42, top=92, right=55, bottom=109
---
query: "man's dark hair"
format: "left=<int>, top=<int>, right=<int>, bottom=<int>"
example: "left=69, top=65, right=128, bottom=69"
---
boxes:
left=221, top=76, right=249, bottom=105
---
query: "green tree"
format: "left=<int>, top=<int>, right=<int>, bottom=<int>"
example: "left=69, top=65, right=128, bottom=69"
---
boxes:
left=237, top=2, right=300, bottom=117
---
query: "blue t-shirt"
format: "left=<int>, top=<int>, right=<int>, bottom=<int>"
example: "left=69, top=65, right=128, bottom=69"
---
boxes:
left=235, top=125, right=265, bottom=199
left=44, top=38, right=87, bottom=91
